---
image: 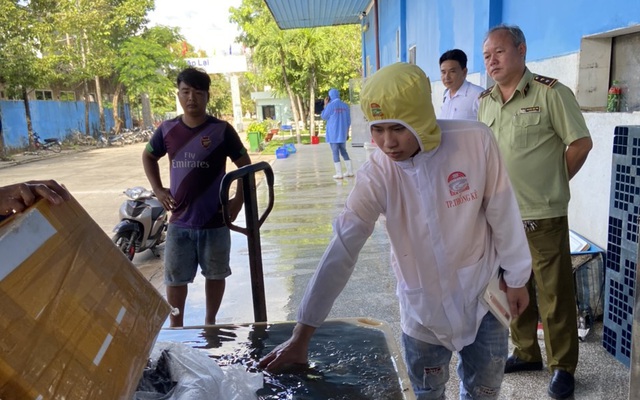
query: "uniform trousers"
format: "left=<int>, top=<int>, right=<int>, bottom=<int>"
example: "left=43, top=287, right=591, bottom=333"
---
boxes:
left=510, top=216, right=579, bottom=374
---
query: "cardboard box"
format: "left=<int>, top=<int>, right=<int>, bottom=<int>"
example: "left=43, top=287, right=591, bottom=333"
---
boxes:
left=0, top=197, right=171, bottom=399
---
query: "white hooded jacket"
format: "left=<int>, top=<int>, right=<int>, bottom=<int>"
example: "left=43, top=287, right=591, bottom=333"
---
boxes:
left=297, top=63, right=531, bottom=351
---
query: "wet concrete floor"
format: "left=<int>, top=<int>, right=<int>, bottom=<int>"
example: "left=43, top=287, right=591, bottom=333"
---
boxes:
left=170, top=142, right=632, bottom=399
left=0, top=140, right=631, bottom=398
left=174, top=142, right=398, bottom=333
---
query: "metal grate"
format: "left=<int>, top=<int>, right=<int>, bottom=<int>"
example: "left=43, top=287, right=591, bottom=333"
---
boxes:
left=604, top=125, right=640, bottom=367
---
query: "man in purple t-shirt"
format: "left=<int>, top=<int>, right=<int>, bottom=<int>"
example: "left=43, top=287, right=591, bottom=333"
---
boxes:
left=143, top=67, right=251, bottom=327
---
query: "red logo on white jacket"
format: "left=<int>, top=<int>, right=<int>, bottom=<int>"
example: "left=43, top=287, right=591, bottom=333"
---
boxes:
left=447, top=171, right=469, bottom=196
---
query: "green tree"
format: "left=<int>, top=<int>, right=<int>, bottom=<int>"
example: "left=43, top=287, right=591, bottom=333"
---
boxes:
left=0, top=0, right=192, bottom=151
left=102, top=0, right=156, bottom=132
left=230, top=0, right=304, bottom=141
left=239, top=73, right=255, bottom=118
left=19, top=0, right=156, bottom=135
left=230, top=0, right=361, bottom=141
left=46, top=0, right=104, bottom=135
left=0, top=0, right=57, bottom=152
left=317, top=25, right=362, bottom=96
left=207, top=74, right=233, bottom=118
left=115, top=26, right=187, bottom=123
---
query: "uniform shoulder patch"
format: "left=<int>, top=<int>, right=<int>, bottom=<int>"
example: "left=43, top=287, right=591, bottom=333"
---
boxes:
left=479, top=86, right=494, bottom=99
left=533, top=74, right=558, bottom=88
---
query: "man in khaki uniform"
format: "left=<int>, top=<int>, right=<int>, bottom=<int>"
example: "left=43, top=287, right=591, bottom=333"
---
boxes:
left=478, top=24, right=593, bottom=400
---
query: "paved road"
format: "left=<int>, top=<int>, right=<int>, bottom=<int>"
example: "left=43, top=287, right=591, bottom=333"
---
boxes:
left=0, top=143, right=280, bottom=326
left=0, top=143, right=396, bottom=330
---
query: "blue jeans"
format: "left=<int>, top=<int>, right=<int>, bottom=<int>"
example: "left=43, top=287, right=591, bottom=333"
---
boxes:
left=402, top=312, right=508, bottom=399
left=329, top=142, right=350, bottom=162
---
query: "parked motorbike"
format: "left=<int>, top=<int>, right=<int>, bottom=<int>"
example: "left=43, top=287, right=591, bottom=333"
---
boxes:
left=97, top=131, right=125, bottom=147
left=112, top=187, right=168, bottom=261
left=33, top=131, right=62, bottom=153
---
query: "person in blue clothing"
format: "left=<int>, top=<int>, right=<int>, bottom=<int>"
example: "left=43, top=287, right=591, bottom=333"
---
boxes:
left=321, top=88, right=353, bottom=179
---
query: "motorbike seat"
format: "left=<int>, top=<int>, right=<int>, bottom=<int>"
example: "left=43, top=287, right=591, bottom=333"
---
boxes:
left=44, top=138, right=58, bottom=143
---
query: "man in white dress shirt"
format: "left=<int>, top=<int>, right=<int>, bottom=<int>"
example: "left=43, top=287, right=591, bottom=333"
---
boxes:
left=439, top=49, right=484, bottom=120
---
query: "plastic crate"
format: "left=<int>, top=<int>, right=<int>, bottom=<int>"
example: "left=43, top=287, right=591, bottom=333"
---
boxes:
left=603, top=125, right=640, bottom=367
left=574, top=252, right=605, bottom=321
left=284, top=143, right=297, bottom=154
left=275, top=146, right=289, bottom=159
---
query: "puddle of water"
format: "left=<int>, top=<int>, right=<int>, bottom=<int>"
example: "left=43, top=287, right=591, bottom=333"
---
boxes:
left=157, top=320, right=409, bottom=399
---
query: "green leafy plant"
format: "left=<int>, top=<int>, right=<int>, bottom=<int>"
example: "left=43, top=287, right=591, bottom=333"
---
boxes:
left=607, top=80, right=622, bottom=112
left=246, top=120, right=270, bottom=141
left=261, top=134, right=325, bottom=154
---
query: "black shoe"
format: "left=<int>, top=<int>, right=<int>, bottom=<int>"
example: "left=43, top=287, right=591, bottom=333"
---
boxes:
left=548, top=369, right=575, bottom=399
left=504, top=354, right=543, bottom=373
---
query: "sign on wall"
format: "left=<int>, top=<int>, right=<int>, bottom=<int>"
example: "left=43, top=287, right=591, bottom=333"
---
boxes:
left=181, top=56, right=248, bottom=131
left=184, top=56, right=248, bottom=74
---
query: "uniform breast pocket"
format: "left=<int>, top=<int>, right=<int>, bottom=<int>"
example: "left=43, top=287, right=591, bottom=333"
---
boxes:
left=483, top=117, right=495, bottom=129
left=511, top=112, right=541, bottom=148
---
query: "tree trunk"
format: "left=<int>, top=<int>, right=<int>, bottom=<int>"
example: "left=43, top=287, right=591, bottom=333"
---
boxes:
left=117, top=100, right=125, bottom=133
left=278, top=46, right=302, bottom=144
left=22, top=87, right=35, bottom=150
left=0, top=109, right=6, bottom=159
left=289, top=96, right=302, bottom=143
left=308, top=66, right=317, bottom=137
left=83, top=79, right=90, bottom=135
left=78, top=31, right=91, bottom=136
left=95, top=75, right=105, bottom=133
left=112, top=83, right=124, bottom=133
left=296, top=95, right=305, bottom=130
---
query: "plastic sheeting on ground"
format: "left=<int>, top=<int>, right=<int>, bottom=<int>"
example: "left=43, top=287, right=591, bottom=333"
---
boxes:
left=134, top=341, right=263, bottom=400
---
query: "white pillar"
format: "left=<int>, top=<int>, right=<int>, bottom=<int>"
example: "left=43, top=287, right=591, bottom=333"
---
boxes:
left=175, top=90, right=181, bottom=115
left=230, top=74, right=243, bottom=132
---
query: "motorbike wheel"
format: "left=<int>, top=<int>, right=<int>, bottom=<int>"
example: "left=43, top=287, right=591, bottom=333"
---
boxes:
left=112, top=231, right=136, bottom=261
left=49, top=143, right=62, bottom=153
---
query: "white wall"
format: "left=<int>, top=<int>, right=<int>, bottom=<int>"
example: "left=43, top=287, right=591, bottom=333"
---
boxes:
left=253, top=97, right=292, bottom=124
left=571, top=112, right=640, bottom=248
left=529, top=53, right=640, bottom=249
left=527, top=53, right=579, bottom=94
left=350, top=105, right=369, bottom=147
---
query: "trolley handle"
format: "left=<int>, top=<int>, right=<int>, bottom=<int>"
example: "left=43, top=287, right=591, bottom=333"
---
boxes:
left=219, top=161, right=274, bottom=323
left=219, top=161, right=275, bottom=235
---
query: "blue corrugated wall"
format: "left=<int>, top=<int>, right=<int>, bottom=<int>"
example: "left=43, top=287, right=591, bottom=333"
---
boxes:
left=502, top=0, right=640, bottom=62
left=363, top=0, right=640, bottom=79
left=0, top=100, right=132, bottom=150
